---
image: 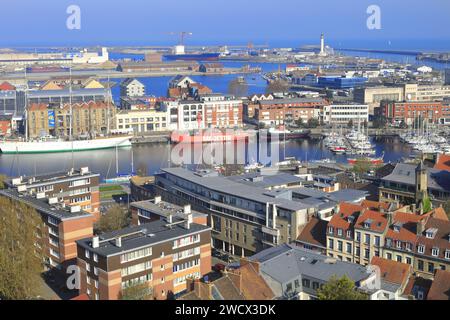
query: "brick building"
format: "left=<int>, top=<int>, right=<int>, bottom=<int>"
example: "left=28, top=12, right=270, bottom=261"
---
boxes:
left=0, top=114, right=13, bottom=136
left=5, top=167, right=101, bottom=220
left=381, top=101, right=449, bottom=125
left=27, top=101, right=117, bottom=138
left=76, top=217, right=211, bottom=300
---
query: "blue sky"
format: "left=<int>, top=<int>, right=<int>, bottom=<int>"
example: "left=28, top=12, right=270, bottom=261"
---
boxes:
left=1, top=0, right=450, bottom=49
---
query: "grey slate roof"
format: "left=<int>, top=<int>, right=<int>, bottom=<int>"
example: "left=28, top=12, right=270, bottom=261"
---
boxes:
left=382, top=163, right=450, bottom=192
left=0, top=189, right=92, bottom=221
left=251, top=244, right=371, bottom=285
left=77, top=218, right=210, bottom=258
left=161, top=167, right=311, bottom=212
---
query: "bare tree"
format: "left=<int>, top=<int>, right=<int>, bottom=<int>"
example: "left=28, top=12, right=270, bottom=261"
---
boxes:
left=266, top=79, right=289, bottom=94
left=0, top=198, right=44, bottom=299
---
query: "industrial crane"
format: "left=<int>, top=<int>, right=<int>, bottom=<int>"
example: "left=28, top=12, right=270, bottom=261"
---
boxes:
left=166, top=31, right=193, bottom=45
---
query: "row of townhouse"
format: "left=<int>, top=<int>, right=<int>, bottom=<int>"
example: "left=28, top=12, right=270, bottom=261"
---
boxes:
left=326, top=201, right=450, bottom=279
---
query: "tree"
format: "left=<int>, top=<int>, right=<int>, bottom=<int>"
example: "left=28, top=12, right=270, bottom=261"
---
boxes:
left=96, top=205, right=129, bottom=233
left=295, top=118, right=305, bottom=128
left=266, top=79, right=289, bottom=94
left=352, top=159, right=372, bottom=177
left=0, top=174, right=6, bottom=189
left=119, top=283, right=153, bottom=300
left=347, top=119, right=354, bottom=128
left=0, top=198, right=44, bottom=299
left=422, top=197, right=432, bottom=214
left=317, top=275, right=367, bottom=300
left=306, top=118, right=320, bottom=128
left=228, top=78, right=248, bottom=97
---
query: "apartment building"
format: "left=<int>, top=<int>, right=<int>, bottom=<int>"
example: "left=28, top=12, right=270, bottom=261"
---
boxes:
left=379, top=162, right=450, bottom=207
left=130, top=196, right=208, bottom=226
left=113, top=109, right=168, bottom=134
left=27, top=88, right=110, bottom=106
left=0, top=187, right=94, bottom=271
left=250, top=244, right=376, bottom=300
left=5, top=167, right=101, bottom=220
left=27, top=101, right=117, bottom=139
left=76, top=218, right=211, bottom=300
left=162, top=94, right=243, bottom=130
left=381, top=101, right=448, bottom=125
left=152, top=168, right=331, bottom=257
left=250, top=98, right=327, bottom=126
left=322, top=104, right=369, bottom=125
left=120, top=78, right=145, bottom=98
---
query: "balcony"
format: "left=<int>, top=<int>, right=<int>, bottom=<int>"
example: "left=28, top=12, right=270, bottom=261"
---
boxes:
left=262, top=225, right=280, bottom=237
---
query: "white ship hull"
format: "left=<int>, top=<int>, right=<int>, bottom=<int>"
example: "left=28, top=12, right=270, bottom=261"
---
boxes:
left=0, top=136, right=132, bottom=154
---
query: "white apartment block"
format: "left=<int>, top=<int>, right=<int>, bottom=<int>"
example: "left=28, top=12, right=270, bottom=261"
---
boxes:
left=322, top=104, right=369, bottom=125
left=113, top=109, right=168, bottom=134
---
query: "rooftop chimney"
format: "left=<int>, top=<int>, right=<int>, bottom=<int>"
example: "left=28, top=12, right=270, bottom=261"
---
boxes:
left=167, top=214, right=173, bottom=224
left=154, top=196, right=162, bottom=204
left=184, top=204, right=191, bottom=214
left=185, top=214, right=193, bottom=230
left=92, top=236, right=99, bottom=248
left=115, top=237, right=122, bottom=248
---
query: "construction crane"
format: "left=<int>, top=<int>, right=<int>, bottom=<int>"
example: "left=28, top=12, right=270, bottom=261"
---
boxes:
left=166, top=32, right=193, bottom=45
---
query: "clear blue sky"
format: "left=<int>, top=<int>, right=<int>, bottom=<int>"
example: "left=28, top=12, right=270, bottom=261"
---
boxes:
left=1, top=0, right=450, bottom=50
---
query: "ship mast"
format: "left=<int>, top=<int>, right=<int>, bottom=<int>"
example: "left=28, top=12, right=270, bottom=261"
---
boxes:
left=24, top=68, right=29, bottom=141
left=69, top=67, right=73, bottom=141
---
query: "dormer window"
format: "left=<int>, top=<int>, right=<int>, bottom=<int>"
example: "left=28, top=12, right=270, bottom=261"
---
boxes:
left=364, top=219, right=372, bottom=229
left=418, top=244, right=425, bottom=254
left=425, top=228, right=438, bottom=239
left=347, top=216, right=354, bottom=223
left=432, top=247, right=439, bottom=257
left=346, top=230, right=352, bottom=238
left=386, top=238, right=392, bottom=247
left=328, top=226, right=334, bottom=234
left=396, top=240, right=402, bottom=249
left=337, top=229, right=343, bottom=236
left=445, top=250, right=450, bottom=260
left=405, top=243, right=412, bottom=251
left=393, top=222, right=402, bottom=233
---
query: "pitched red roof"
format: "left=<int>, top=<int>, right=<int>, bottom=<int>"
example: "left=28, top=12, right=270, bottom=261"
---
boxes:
left=297, top=217, right=328, bottom=248
left=371, top=256, right=411, bottom=287
left=427, top=270, right=450, bottom=300
left=435, top=154, right=450, bottom=172
left=416, top=217, right=450, bottom=260
left=328, top=202, right=362, bottom=231
left=423, top=207, right=449, bottom=221
left=355, top=210, right=388, bottom=233
left=386, top=211, right=423, bottom=243
left=361, top=200, right=391, bottom=211
left=0, top=81, right=16, bottom=91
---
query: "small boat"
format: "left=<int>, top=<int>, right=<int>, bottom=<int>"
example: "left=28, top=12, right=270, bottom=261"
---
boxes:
left=348, top=153, right=384, bottom=165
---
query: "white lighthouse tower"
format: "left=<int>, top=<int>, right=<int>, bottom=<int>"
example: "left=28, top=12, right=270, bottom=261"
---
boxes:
left=319, top=33, right=325, bottom=56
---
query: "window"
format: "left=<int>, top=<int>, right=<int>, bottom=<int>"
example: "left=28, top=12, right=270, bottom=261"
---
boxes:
left=386, top=253, right=392, bottom=260
left=121, top=261, right=152, bottom=276
left=346, top=230, right=352, bottom=238
left=294, top=280, right=300, bottom=288
left=364, top=249, right=370, bottom=259
left=85, top=250, right=91, bottom=259
left=93, top=253, right=98, bottom=262
left=445, top=250, right=450, bottom=260
left=302, top=279, right=310, bottom=288
left=337, top=240, right=343, bottom=252
left=328, top=239, right=334, bottom=250
left=396, top=240, right=402, bottom=249
left=375, top=236, right=380, bottom=246
left=418, top=260, right=424, bottom=271
left=328, top=226, right=334, bottom=234
left=356, top=232, right=361, bottom=242
left=94, top=280, right=98, bottom=289
left=337, top=229, right=343, bottom=236
left=396, top=255, right=402, bottom=263
left=286, top=283, right=293, bottom=292
left=120, top=247, right=152, bottom=263
left=312, top=282, right=320, bottom=290
left=418, top=244, right=425, bottom=254
left=173, top=235, right=200, bottom=249
left=86, top=276, right=91, bottom=285
left=428, top=262, right=434, bottom=273
left=365, top=234, right=370, bottom=245
left=94, top=267, right=98, bottom=276
left=432, top=247, right=439, bottom=257
left=346, top=243, right=352, bottom=254
left=86, top=263, right=90, bottom=272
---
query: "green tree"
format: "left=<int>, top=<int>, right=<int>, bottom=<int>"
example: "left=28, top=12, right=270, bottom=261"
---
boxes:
left=96, top=205, right=129, bottom=233
left=352, top=159, right=372, bottom=177
left=317, top=275, right=367, bottom=300
left=422, top=197, right=432, bottom=213
left=266, top=79, right=289, bottom=94
left=0, top=198, right=44, bottom=299
left=119, top=283, right=153, bottom=300
left=295, top=118, right=305, bottom=128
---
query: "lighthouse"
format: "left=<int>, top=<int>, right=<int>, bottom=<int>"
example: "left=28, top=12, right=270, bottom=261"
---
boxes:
left=320, top=33, right=325, bottom=55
